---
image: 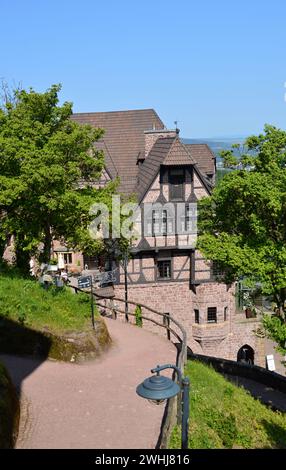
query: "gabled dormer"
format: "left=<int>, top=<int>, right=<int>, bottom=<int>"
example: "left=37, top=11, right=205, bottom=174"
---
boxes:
left=137, top=133, right=210, bottom=204
left=132, top=134, right=212, bottom=252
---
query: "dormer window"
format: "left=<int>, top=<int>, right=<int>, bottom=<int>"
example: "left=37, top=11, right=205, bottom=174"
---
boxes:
left=169, top=168, right=184, bottom=200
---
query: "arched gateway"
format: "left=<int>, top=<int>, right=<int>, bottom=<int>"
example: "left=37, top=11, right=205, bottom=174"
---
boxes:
left=237, top=345, right=255, bottom=365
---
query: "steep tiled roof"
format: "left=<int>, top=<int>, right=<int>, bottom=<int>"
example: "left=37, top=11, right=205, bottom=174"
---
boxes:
left=164, top=139, right=197, bottom=166
left=71, top=109, right=214, bottom=199
left=184, top=143, right=216, bottom=176
left=137, top=137, right=175, bottom=201
left=71, top=109, right=164, bottom=194
left=137, top=137, right=197, bottom=202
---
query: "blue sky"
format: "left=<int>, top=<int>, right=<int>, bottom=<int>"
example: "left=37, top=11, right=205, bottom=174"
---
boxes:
left=1, top=0, right=286, bottom=137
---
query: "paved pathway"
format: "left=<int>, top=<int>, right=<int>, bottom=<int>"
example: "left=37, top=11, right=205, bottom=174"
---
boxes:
left=0, top=318, right=176, bottom=449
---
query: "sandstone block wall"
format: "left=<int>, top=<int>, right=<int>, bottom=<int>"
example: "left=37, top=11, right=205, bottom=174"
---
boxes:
left=113, top=280, right=264, bottom=366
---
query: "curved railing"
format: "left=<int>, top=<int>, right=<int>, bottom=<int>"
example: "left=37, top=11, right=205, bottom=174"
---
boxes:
left=70, top=284, right=188, bottom=446
left=70, top=284, right=187, bottom=374
left=95, top=291, right=187, bottom=373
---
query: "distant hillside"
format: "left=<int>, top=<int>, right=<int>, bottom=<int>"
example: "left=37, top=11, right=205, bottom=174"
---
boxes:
left=182, top=137, right=246, bottom=167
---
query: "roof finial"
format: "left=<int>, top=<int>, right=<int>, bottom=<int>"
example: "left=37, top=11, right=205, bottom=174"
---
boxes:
left=174, top=121, right=180, bottom=134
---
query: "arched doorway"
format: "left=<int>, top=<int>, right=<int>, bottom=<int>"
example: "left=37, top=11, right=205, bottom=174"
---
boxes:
left=237, top=345, right=255, bottom=365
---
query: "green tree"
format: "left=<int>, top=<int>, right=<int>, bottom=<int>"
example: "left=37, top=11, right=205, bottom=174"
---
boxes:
left=0, top=84, right=118, bottom=272
left=197, top=125, right=286, bottom=355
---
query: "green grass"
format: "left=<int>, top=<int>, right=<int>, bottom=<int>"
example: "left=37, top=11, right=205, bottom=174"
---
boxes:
left=169, top=360, right=286, bottom=449
left=0, top=270, right=95, bottom=334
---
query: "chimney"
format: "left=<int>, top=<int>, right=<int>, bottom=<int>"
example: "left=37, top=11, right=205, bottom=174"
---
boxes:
left=144, top=127, right=179, bottom=157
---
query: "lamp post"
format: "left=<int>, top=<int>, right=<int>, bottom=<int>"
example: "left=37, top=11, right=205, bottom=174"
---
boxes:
left=136, top=363, right=190, bottom=449
left=122, top=249, right=129, bottom=322
left=104, top=239, right=129, bottom=320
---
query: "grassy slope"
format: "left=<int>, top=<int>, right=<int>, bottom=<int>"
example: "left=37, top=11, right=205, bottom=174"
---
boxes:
left=169, top=361, right=286, bottom=449
left=0, top=271, right=94, bottom=334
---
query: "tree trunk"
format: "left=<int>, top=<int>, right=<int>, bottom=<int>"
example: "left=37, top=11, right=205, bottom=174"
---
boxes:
left=0, top=238, right=6, bottom=262
left=0, top=210, right=9, bottom=262
left=42, top=222, right=52, bottom=264
left=275, top=290, right=286, bottom=321
left=15, top=235, right=30, bottom=276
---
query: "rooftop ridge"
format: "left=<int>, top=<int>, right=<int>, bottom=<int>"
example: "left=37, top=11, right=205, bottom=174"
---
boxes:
left=72, top=108, right=158, bottom=116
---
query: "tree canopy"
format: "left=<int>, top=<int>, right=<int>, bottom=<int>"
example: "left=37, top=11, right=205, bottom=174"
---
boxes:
left=197, top=125, right=286, bottom=354
left=0, top=84, right=119, bottom=272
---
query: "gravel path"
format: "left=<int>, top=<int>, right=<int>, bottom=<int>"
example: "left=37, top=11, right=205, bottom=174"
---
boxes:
left=0, top=318, right=176, bottom=449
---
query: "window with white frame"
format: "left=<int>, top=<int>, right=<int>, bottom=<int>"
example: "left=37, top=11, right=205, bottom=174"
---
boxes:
left=207, top=307, right=217, bottom=323
left=145, top=205, right=175, bottom=236
left=178, top=204, right=197, bottom=234
left=152, top=209, right=167, bottom=235
left=152, top=209, right=174, bottom=236
left=157, top=259, right=172, bottom=279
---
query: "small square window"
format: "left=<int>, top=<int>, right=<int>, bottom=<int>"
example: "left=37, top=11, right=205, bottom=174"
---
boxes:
left=194, top=309, right=199, bottom=324
left=157, top=260, right=171, bottom=279
left=207, top=307, right=217, bottom=323
left=63, top=253, right=73, bottom=264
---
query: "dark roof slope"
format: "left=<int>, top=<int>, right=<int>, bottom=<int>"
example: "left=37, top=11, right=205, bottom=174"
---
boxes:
left=185, top=143, right=216, bottom=176
left=137, top=137, right=175, bottom=201
left=71, top=109, right=164, bottom=194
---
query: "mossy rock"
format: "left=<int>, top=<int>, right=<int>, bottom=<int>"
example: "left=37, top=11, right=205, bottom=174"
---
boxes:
left=0, top=316, right=111, bottom=362
left=0, top=362, right=20, bottom=448
left=46, top=317, right=112, bottom=362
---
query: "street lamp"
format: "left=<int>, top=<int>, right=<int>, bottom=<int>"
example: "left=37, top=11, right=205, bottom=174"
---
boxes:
left=136, top=364, right=190, bottom=449
left=122, top=249, right=129, bottom=322
left=104, top=239, right=129, bottom=322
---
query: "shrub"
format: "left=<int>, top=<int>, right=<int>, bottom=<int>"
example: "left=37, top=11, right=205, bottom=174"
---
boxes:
left=135, top=305, right=143, bottom=327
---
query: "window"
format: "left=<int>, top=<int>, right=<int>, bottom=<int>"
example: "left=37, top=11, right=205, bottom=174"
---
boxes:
left=212, top=261, right=224, bottom=278
left=157, top=260, right=171, bottom=279
left=152, top=209, right=167, bottom=235
left=224, top=306, right=228, bottom=321
left=207, top=307, right=217, bottom=323
left=194, top=309, right=200, bottom=324
left=185, top=205, right=191, bottom=232
left=63, top=253, right=73, bottom=264
left=169, top=168, right=184, bottom=200
left=178, top=203, right=197, bottom=234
